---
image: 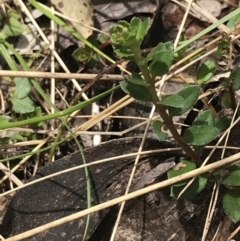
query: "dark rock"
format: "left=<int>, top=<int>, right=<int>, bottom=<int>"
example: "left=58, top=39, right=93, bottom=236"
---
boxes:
left=0, top=137, right=238, bottom=240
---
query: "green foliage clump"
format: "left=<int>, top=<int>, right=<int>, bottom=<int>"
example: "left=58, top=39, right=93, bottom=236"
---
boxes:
left=110, top=17, right=240, bottom=223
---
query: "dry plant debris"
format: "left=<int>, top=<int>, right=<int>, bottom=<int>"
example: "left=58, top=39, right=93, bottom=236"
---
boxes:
left=0, top=0, right=240, bottom=241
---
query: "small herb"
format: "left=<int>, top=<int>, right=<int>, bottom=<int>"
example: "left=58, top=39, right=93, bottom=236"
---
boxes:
left=109, top=17, right=240, bottom=223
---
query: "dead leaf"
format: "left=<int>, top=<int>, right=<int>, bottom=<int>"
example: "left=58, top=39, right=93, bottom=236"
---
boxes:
left=50, top=0, right=94, bottom=39
left=194, top=0, right=228, bottom=22
left=93, top=0, right=157, bottom=33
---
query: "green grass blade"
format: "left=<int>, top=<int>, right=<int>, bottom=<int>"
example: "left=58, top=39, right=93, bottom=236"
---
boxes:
left=175, top=7, right=240, bottom=53
left=5, top=37, right=94, bottom=238
left=0, top=43, right=18, bottom=70
left=0, top=85, right=119, bottom=129
left=28, top=0, right=116, bottom=65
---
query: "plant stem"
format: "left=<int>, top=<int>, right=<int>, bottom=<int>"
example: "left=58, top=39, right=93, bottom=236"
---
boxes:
left=150, top=85, right=201, bottom=164
left=132, top=46, right=201, bottom=164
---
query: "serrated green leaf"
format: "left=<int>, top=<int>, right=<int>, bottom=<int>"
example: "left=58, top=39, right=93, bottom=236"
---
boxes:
left=159, top=94, right=185, bottom=108
left=148, top=42, right=174, bottom=77
left=127, top=73, right=150, bottom=87
left=12, top=96, right=34, bottom=113
left=110, top=18, right=145, bottom=48
left=168, top=160, right=207, bottom=198
left=168, top=85, right=200, bottom=116
left=149, top=60, right=170, bottom=78
left=197, top=60, right=215, bottom=84
left=135, top=18, right=150, bottom=41
left=120, top=80, right=152, bottom=102
left=112, top=44, right=134, bottom=58
left=193, top=110, right=214, bottom=126
left=220, top=165, right=240, bottom=186
left=151, top=120, right=168, bottom=141
left=129, top=17, right=141, bottom=30
left=178, top=85, right=200, bottom=102
left=223, top=189, right=240, bottom=223
left=129, top=17, right=149, bottom=42
left=147, top=42, right=174, bottom=62
left=139, top=42, right=174, bottom=77
left=110, top=20, right=131, bottom=45
left=13, top=77, right=31, bottom=99
left=214, top=116, right=231, bottom=131
left=182, top=125, right=219, bottom=146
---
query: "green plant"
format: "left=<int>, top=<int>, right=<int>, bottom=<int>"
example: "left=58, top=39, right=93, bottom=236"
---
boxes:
left=1, top=0, right=240, bottom=234
left=0, top=5, right=120, bottom=239
left=11, top=77, right=35, bottom=113
left=109, top=17, right=240, bottom=224
left=110, top=18, right=202, bottom=163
